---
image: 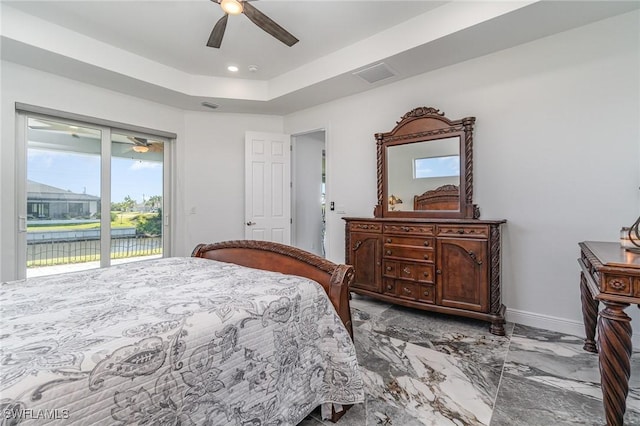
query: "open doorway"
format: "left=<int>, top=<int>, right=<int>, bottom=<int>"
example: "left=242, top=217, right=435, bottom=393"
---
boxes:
left=291, top=130, right=326, bottom=257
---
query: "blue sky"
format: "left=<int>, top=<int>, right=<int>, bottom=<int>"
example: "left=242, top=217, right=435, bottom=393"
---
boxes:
left=28, top=149, right=163, bottom=204
left=415, top=155, right=460, bottom=179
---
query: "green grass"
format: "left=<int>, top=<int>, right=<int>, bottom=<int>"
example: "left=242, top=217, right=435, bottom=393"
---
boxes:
left=27, top=212, right=156, bottom=231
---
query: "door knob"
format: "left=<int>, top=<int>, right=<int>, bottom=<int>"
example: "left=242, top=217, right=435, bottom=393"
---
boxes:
left=246, top=221, right=256, bottom=226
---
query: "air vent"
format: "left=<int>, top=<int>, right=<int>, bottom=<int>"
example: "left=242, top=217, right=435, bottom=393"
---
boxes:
left=353, top=63, right=396, bottom=84
left=201, top=101, right=219, bottom=110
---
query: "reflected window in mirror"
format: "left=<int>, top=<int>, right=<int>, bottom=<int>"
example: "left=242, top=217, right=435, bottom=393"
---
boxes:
left=374, top=107, right=477, bottom=219
left=387, top=136, right=460, bottom=212
left=414, top=155, right=459, bottom=179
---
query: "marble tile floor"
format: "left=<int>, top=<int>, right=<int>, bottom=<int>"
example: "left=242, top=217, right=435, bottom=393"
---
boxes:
left=300, top=295, right=640, bottom=426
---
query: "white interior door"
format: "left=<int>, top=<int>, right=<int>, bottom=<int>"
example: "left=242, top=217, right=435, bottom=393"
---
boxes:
left=245, top=131, right=291, bottom=243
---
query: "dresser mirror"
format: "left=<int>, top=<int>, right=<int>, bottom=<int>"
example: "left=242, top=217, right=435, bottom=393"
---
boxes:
left=374, top=107, right=478, bottom=219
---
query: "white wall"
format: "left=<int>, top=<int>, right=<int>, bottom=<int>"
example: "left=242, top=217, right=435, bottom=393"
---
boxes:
left=181, top=111, right=283, bottom=252
left=284, top=11, right=640, bottom=341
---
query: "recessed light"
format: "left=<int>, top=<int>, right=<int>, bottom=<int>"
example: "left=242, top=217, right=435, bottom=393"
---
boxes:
left=227, top=65, right=239, bottom=72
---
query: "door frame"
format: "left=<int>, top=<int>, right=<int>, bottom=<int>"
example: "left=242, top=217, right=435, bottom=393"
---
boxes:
left=291, top=128, right=329, bottom=259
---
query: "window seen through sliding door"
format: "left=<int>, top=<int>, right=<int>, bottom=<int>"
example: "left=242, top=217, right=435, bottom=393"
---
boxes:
left=24, top=116, right=168, bottom=277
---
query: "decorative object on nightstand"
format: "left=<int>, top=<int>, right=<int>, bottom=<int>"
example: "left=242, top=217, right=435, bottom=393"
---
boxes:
left=620, top=215, right=640, bottom=253
left=388, top=195, right=403, bottom=211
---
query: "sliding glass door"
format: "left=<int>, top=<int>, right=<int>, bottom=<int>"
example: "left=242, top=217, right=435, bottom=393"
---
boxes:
left=19, top=114, right=169, bottom=277
left=110, top=133, right=164, bottom=265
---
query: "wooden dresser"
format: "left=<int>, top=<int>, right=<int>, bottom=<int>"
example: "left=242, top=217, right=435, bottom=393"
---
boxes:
left=346, top=106, right=507, bottom=335
left=345, top=217, right=506, bottom=335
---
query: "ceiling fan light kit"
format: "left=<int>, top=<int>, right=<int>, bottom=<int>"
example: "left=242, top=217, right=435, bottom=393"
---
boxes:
left=220, top=0, right=243, bottom=15
left=208, top=0, right=298, bottom=49
left=132, top=145, right=150, bottom=153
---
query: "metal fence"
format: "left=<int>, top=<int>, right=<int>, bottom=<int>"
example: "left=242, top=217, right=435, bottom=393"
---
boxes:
left=27, top=235, right=162, bottom=267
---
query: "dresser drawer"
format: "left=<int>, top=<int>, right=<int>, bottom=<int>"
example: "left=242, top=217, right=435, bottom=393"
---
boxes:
left=396, top=282, right=418, bottom=300
left=384, top=245, right=433, bottom=262
left=603, top=274, right=634, bottom=296
left=437, top=224, right=489, bottom=238
left=382, top=278, right=397, bottom=296
left=383, top=279, right=434, bottom=303
left=348, top=221, right=382, bottom=233
left=396, top=262, right=418, bottom=281
left=418, top=284, right=435, bottom=303
left=416, top=264, right=435, bottom=283
left=384, top=235, right=434, bottom=248
left=384, top=224, right=434, bottom=236
left=383, top=260, right=397, bottom=278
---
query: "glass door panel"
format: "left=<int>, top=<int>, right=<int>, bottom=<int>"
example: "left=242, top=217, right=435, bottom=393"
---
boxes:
left=110, top=134, right=164, bottom=264
left=26, top=117, right=102, bottom=277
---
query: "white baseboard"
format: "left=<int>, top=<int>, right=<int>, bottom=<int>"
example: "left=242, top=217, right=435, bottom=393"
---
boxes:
left=506, top=308, right=640, bottom=349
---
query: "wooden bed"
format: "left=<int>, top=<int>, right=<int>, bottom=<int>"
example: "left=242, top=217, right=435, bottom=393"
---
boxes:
left=192, top=240, right=355, bottom=340
left=1, top=241, right=362, bottom=425
left=414, top=184, right=460, bottom=211
left=192, top=240, right=357, bottom=422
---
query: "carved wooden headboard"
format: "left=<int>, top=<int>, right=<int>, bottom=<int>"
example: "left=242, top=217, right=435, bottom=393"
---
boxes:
left=414, top=184, right=460, bottom=211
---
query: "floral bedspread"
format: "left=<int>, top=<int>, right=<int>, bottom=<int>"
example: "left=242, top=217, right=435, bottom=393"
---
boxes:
left=0, top=257, right=364, bottom=425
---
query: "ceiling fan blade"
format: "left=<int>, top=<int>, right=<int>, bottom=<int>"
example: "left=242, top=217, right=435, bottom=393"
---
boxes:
left=242, top=2, right=298, bottom=47
left=207, top=14, right=228, bottom=48
left=128, top=136, right=148, bottom=146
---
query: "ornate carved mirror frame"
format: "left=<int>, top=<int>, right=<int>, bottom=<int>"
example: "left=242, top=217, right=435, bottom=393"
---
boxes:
left=374, top=107, right=479, bottom=219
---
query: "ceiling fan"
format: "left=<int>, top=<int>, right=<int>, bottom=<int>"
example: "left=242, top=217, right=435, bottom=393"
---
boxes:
left=207, top=0, right=299, bottom=48
left=128, top=137, right=163, bottom=153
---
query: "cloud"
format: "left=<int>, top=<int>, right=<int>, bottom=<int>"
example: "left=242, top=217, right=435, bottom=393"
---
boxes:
left=130, top=160, right=162, bottom=171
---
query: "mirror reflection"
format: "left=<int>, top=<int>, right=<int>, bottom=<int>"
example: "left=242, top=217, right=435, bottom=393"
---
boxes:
left=387, top=136, right=460, bottom=212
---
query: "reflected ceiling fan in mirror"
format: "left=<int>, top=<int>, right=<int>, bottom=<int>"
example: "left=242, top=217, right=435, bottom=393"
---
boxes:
left=207, top=0, right=299, bottom=48
left=127, top=137, right=163, bottom=154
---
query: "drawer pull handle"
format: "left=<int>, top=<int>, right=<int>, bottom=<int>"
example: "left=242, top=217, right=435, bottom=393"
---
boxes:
left=423, top=255, right=429, bottom=260
left=424, top=241, right=429, bottom=246
left=386, top=285, right=393, bottom=290
left=423, top=272, right=429, bottom=277
left=403, top=287, right=411, bottom=294
left=386, top=250, right=392, bottom=255
left=386, top=238, right=392, bottom=243
left=386, top=266, right=392, bottom=271
left=423, top=290, right=430, bottom=296
left=403, top=267, right=411, bottom=275
left=436, top=269, right=442, bottom=275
